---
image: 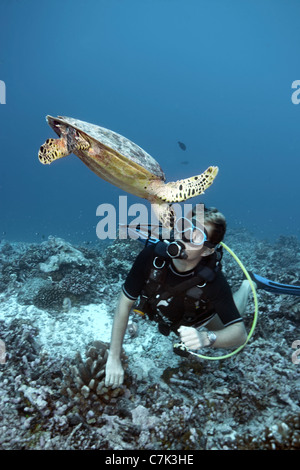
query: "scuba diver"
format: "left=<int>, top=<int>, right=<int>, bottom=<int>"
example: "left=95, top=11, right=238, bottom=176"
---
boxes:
left=105, top=206, right=255, bottom=388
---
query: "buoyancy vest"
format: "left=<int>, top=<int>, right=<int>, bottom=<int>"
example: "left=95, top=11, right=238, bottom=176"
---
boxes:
left=133, top=246, right=223, bottom=335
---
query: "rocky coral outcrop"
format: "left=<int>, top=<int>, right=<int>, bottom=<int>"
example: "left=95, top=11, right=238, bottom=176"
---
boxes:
left=39, top=237, right=92, bottom=273
left=62, top=340, right=127, bottom=403
left=0, top=230, right=299, bottom=450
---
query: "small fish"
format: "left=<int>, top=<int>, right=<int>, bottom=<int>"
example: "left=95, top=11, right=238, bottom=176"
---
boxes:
left=181, top=160, right=189, bottom=165
left=178, top=141, right=187, bottom=151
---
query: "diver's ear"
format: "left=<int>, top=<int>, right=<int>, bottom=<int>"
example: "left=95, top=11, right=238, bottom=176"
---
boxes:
left=201, top=246, right=215, bottom=256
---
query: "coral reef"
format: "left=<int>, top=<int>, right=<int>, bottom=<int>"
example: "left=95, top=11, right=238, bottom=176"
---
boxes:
left=62, top=340, right=127, bottom=403
left=39, top=236, right=92, bottom=273
left=0, top=230, right=299, bottom=450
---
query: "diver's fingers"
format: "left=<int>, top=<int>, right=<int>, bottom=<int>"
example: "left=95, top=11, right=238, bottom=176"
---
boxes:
left=178, top=326, right=201, bottom=349
left=115, top=372, right=124, bottom=388
left=183, top=337, right=201, bottom=349
left=105, top=374, right=116, bottom=387
left=105, top=372, right=124, bottom=388
left=105, top=372, right=115, bottom=387
left=105, top=356, right=124, bottom=388
left=178, top=325, right=195, bottom=341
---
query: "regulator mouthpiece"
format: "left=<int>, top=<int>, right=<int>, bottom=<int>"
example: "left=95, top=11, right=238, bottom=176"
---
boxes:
left=154, top=240, right=187, bottom=259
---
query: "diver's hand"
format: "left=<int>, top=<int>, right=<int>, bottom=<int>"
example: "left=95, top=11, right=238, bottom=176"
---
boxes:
left=105, top=353, right=124, bottom=388
left=178, top=326, right=208, bottom=350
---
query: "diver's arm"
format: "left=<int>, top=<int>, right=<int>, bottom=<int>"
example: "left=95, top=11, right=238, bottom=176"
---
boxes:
left=105, top=291, right=134, bottom=387
left=233, top=280, right=254, bottom=316
left=179, top=322, right=247, bottom=350
left=208, top=322, right=247, bottom=348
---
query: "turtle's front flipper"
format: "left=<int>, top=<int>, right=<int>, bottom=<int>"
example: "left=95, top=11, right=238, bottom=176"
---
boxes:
left=38, top=138, right=70, bottom=165
left=153, top=166, right=219, bottom=202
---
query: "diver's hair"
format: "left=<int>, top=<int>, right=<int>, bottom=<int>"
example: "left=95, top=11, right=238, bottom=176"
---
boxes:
left=192, top=205, right=226, bottom=245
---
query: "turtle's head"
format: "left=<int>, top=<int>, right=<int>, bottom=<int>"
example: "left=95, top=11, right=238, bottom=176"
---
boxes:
left=39, top=115, right=91, bottom=164
left=38, top=115, right=72, bottom=164
left=38, top=138, right=70, bottom=165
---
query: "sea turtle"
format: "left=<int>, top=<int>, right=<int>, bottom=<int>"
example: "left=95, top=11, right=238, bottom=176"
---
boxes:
left=38, top=116, right=218, bottom=227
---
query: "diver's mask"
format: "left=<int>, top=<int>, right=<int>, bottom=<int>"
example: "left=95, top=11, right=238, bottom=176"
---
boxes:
left=174, top=217, right=217, bottom=250
left=153, top=216, right=210, bottom=260
left=174, top=217, right=207, bottom=245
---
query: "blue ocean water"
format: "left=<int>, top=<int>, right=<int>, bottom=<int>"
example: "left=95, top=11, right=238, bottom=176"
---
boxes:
left=0, top=0, right=300, bottom=243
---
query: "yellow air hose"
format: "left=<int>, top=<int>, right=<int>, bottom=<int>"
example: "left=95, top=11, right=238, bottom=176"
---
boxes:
left=183, top=241, right=259, bottom=361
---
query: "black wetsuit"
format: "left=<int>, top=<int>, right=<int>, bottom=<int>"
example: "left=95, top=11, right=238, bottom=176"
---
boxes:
left=122, top=245, right=243, bottom=331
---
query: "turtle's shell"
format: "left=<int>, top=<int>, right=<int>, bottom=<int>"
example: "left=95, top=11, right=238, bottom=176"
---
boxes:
left=48, top=115, right=166, bottom=181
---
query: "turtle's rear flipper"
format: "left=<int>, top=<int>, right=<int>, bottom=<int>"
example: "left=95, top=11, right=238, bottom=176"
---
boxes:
left=38, top=138, right=70, bottom=165
left=156, top=166, right=219, bottom=202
